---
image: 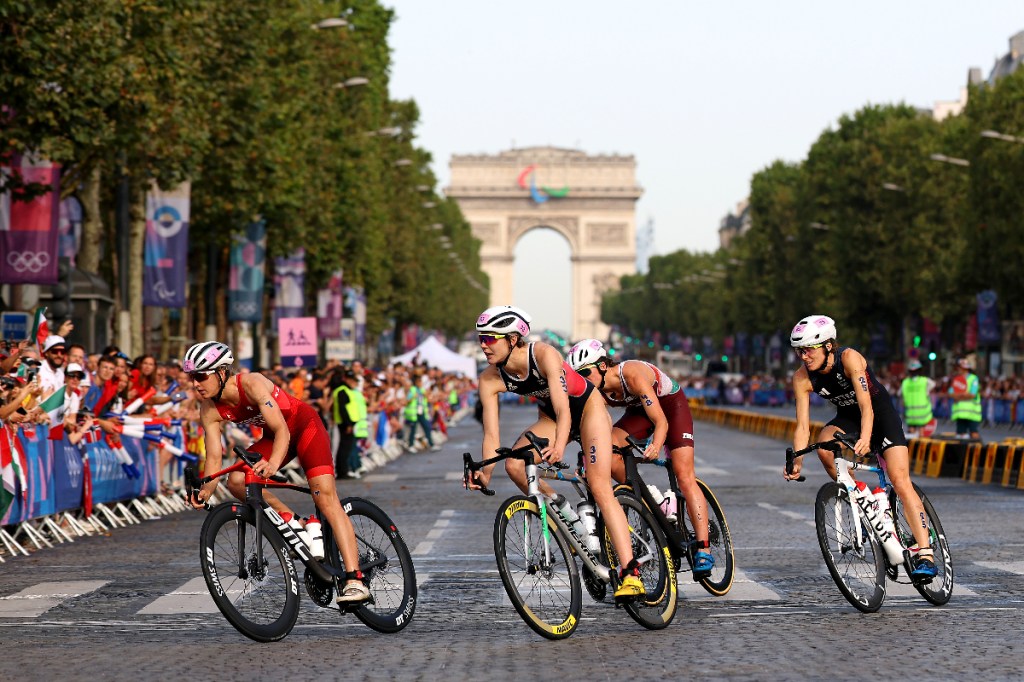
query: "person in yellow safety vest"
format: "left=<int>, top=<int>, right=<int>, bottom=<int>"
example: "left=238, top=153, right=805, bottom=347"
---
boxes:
left=404, top=373, right=439, bottom=451
left=899, top=360, right=935, bottom=437
left=332, top=368, right=368, bottom=479
left=949, top=358, right=982, bottom=440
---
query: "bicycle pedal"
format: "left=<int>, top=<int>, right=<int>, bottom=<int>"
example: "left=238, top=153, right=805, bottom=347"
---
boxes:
left=692, top=570, right=712, bottom=582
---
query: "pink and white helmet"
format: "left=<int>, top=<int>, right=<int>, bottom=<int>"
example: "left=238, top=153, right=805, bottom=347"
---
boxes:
left=790, top=315, right=837, bottom=348
left=567, top=338, right=607, bottom=370
left=476, top=305, right=531, bottom=337
left=182, top=341, right=234, bottom=372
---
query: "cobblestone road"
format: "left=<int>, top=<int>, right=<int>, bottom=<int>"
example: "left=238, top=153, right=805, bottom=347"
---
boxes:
left=1, top=405, right=1022, bottom=681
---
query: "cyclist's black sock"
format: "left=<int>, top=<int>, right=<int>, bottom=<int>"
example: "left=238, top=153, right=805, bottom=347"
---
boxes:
left=618, top=558, right=640, bottom=579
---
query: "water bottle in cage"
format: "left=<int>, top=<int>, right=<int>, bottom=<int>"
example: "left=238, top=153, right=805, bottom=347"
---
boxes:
left=576, top=501, right=600, bottom=553
left=306, top=514, right=324, bottom=560
left=553, top=495, right=585, bottom=539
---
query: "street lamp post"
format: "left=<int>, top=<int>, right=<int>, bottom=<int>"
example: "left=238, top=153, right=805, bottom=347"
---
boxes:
left=312, top=17, right=348, bottom=30
left=333, top=76, right=369, bottom=90
left=981, top=129, right=1024, bottom=145
left=929, top=153, right=971, bottom=167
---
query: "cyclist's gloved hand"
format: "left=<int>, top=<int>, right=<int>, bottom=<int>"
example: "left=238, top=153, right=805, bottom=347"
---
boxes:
left=466, top=467, right=490, bottom=492
left=783, top=455, right=803, bottom=481
left=853, top=436, right=871, bottom=456
left=540, top=443, right=564, bottom=464
left=253, top=459, right=280, bottom=479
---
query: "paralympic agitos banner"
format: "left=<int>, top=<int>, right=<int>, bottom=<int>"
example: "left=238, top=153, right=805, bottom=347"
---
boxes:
left=143, top=181, right=190, bottom=307
left=0, top=154, right=61, bottom=285
left=228, top=220, right=268, bottom=323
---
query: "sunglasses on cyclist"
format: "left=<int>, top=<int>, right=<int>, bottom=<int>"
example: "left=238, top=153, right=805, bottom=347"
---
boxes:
left=188, top=370, right=214, bottom=382
left=794, top=343, right=824, bottom=357
left=478, top=334, right=507, bottom=346
left=576, top=364, right=598, bottom=377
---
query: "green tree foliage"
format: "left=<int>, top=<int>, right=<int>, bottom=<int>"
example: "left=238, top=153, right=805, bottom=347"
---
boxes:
left=604, top=88, right=1024, bottom=363
left=2, top=0, right=488, bottom=352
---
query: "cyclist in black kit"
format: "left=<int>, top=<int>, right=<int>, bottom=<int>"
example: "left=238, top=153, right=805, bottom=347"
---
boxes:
left=466, top=305, right=645, bottom=600
left=783, top=314, right=937, bottom=579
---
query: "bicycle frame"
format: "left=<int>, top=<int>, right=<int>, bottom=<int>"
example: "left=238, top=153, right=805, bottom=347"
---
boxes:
left=787, top=435, right=907, bottom=569
left=615, top=437, right=697, bottom=563
left=463, top=434, right=659, bottom=583
left=187, top=447, right=341, bottom=586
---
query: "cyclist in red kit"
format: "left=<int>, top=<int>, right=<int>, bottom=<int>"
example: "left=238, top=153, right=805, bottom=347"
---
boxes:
left=184, top=341, right=369, bottom=603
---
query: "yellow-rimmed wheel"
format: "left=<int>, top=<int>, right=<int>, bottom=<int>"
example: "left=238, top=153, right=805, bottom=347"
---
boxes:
left=494, top=495, right=581, bottom=639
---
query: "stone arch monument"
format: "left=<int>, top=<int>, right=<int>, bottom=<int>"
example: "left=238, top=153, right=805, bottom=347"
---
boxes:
left=445, top=147, right=641, bottom=340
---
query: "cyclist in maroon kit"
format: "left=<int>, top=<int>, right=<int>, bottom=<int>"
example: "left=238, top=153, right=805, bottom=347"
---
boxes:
left=184, top=341, right=369, bottom=603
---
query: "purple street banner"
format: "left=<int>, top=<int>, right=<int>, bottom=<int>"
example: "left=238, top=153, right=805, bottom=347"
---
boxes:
left=273, top=247, right=306, bottom=330
left=143, top=181, right=190, bottom=307
left=0, top=154, right=61, bottom=284
left=228, top=220, right=267, bottom=322
left=355, top=286, right=367, bottom=345
left=977, top=290, right=1001, bottom=346
left=317, top=269, right=343, bottom=339
left=58, top=195, right=83, bottom=265
left=278, top=316, right=318, bottom=369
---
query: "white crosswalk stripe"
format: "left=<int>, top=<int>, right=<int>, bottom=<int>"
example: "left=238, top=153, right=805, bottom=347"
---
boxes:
left=136, top=577, right=219, bottom=615
left=679, top=570, right=782, bottom=600
left=0, top=555, right=1013, bottom=621
left=0, top=581, right=108, bottom=618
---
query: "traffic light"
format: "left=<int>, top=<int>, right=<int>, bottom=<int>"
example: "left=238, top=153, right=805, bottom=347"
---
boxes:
left=721, top=355, right=729, bottom=363
left=695, top=353, right=702, bottom=361
left=913, top=335, right=922, bottom=348
left=928, top=352, right=937, bottom=361
left=49, top=256, right=73, bottom=320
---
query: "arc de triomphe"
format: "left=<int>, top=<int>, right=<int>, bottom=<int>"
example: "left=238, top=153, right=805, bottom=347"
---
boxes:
left=445, top=147, right=641, bottom=341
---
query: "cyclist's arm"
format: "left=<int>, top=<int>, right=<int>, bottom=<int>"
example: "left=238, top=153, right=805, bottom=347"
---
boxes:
left=246, top=374, right=291, bottom=478
left=843, top=348, right=874, bottom=454
left=535, top=342, right=571, bottom=463
left=785, top=367, right=814, bottom=480
left=195, top=400, right=226, bottom=505
left=624, top=361, right=668, bottom=459
left=792, top=366, right=813, bottom=452
left=473, top=368, right=505, bottom=489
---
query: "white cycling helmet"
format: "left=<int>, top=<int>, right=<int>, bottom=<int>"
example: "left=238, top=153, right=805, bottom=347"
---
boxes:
left=182, top=341, right=235, bottom=373
left=476, top=305, right=531, bottom=337
left=567, top=338, right=607, bottom=370
left=790, top=315, right=837, bottom=348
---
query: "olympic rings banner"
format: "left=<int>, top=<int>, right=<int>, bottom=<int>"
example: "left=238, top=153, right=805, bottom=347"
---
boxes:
left=228, top=220, right=268, bottom=323
left=0, top=154, right=61, bottom=285
left=143, top=181, right=190, bottom=307
left=1, top=428, right=159, bottom=525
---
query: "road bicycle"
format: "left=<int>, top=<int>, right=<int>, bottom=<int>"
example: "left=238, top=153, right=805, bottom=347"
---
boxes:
left=614, top=435, right=735, bottom=595
left=463, top=431, right=676, bottom=640
left=184, top=446, right=417, bottom=642
left=786, top=432, right=953, bottom=613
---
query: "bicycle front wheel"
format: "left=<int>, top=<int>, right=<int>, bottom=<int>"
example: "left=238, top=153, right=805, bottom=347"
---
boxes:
left=608, top=492, right=678, bottom=630
left=815, top=483, right=886, bottom=613
left=494, top=495, right=581, bottom=640
left=890, top=483, right=953, bottom=606
left=680, top=480, right=735, bottom=596
left=334, top=497, right=418, bottom=633
left=199, top=503, right=300, bottom=642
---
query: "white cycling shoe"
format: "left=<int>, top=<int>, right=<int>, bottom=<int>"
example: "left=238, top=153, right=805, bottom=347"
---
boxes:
left=336, top=581, right=370, bottom=604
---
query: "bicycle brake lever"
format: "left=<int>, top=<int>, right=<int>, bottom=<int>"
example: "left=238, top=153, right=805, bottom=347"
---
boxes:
left=785, top=448, right=806, bottom=482
left=462, top=452, right=495, bottom=495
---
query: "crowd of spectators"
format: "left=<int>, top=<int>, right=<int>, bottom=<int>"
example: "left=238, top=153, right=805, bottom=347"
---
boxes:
left=1, top=323, right=476, bottom=492
left=674, top=366, right=1024, bottom=427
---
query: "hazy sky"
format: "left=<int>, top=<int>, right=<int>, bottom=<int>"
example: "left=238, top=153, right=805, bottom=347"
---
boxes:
left=387, top=2, right=1024, bottom=334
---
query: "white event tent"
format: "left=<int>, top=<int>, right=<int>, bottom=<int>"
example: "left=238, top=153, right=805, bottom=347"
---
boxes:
left=389, top=335, right=478, bottom=379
